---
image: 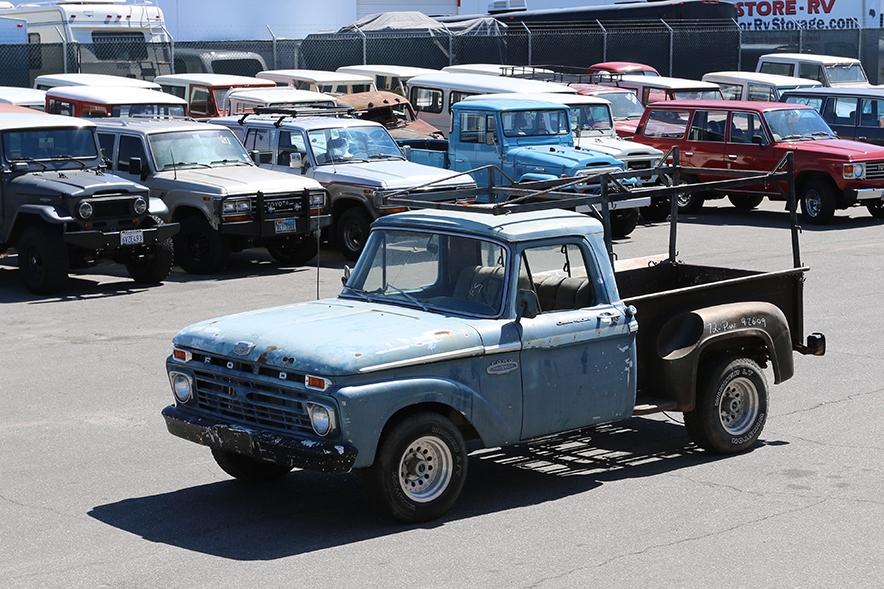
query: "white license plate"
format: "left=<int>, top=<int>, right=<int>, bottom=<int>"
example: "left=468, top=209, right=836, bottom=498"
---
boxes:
left=274, top=219, right=297, bottom=234
left=121, top=229, right=143, bottom=245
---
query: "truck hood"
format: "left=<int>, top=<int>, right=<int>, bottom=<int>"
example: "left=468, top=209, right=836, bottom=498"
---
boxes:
left=777, top=138, right=884, bottom=161
left=573, top=135, right=663, bottom=159
left=172, top=299, right=485, bottom=377
left=315, top=160, right=475, bottom=190
left=9, top=169, right=147, bottom=198
left=507, top=145, right=624, bottom=170
left=154, top=165, right=321, bottom=195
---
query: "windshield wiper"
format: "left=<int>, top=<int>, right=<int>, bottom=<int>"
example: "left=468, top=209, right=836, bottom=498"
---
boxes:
left=342, top=286, right=374, bottom=302
left=15, top=158, right=47, bottom=169
left=386, top=284, right=428, bottom=311
left=162, top=161, right=211, bottom=170
left=50, top=155, right=86, bottom=168
left=811, top=131, right=836, bottom=138
left=210, top=159, right=249, bottom=166
left=779, top=134, right=811, bottom=141
left=368, top=153, right=404, bottom=160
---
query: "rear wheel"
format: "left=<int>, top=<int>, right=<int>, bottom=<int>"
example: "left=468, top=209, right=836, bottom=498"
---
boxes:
left=800, top=179, right=836, bottom=225
left=336, top=207, right=372, bottom=262
left=361, top=413, right=467, bottom=523
left=173, top=214, right=230, bottom=274
left=211, top=448, right=293, bottom=482
left=126, top=215, right=174, bottom=284
left=684, top=355, right=768, bottom=454
left=673, top=176, right=704, bottom=214
left=867, top=202, right=884, bottom=219
left=639, top=198, right=670, bottom=222
left=728, top=194, right=764, bottom=210
left=18, top=224, right=69, bottom=295
left=267, top=232, right=319, bottom=266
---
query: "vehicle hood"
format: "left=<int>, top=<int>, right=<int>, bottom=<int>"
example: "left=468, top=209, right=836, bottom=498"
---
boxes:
left=573, top=135, right=663, bottom=159
left=9, top=168, right=147, bottom=198
left=172, top=299, right=485, bottom=377
left=507, top=145, right=624, bottom=170
left=315, top=160, right=475, bottom=190
left=614, top=120, right=640, bottom=138
left=154, top=165, right=322, bottom=195
left=780, top=138, right=884, bottom=161
left=386, top=119, right=445, bottom=140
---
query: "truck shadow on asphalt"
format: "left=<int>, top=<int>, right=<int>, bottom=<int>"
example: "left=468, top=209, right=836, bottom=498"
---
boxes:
left=646, top=205, right=884, bottom=231
left=0, top=245, right=350, bottom=303
left=88, top=418, right=785, bottom=560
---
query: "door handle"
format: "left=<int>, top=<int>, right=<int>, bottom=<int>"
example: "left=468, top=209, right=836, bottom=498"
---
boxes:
left=728, top=154, right=738, bottom=159
left=859, top=136, right=867, bottom=142
left=684, top=151, right=693, bottom=156
left=598, top=311, right=621, bottom=326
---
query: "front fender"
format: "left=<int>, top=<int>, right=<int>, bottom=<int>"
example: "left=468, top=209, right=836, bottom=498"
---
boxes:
left=336, top=377, right=514, bottom=468
left=16, top=204, right=75, bottom=224
left=654, top=301, right=793, bottom=410
left=518, top=172, right=559, bottom=183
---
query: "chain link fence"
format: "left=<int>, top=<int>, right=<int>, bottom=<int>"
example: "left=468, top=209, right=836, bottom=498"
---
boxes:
left=2, top=25, right=884, bottom=88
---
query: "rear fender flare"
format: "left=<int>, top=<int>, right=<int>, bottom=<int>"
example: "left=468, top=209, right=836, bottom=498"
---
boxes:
left=655, top=301, right=793, bottom=409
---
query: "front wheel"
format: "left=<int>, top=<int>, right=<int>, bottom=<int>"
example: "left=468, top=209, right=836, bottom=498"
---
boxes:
left=126, top=215, right=174, bottom=284
left=211, top=448, right=293, bottom=482
left=867, top=201, right=884, bottom=219
left=609, top=208, right=639, bottom=237
left=267, top=233, right=319, bottom=266
left=800, top=179, right=836, bottom=225
left=684, top=355, right=769, bottom=454
left=361, top=413, right=467, bottom=523
left=173, top=214, right=230, bottom=274
left=639, top=198, right=671, bottom=222
left=336, top=207, right=372, bottom=262
left=18, top=224, right=70, bottom=295
left=673, top=177, right=704, bottom=214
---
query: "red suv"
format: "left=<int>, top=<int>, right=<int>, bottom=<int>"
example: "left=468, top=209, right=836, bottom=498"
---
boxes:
left=631, top=100, right=884, bottom=224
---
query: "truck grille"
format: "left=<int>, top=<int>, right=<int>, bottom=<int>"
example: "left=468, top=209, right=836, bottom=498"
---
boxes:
left=92, top=198, right=133, bottom=219
left=626, top=159, right=652, bottom=170
left=864, top=161, right=884, bottom=181
left=256, top=190, right=309, bottom=218
left=192, top=367, right=313, bottom=434
left=187, top=351, right=314, bottom=434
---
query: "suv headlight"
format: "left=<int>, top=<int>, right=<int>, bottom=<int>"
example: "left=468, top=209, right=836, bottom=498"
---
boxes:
left=222, top=198, right=251, bottom=219
left=78, top=201, right=93, bottom=220
left=133, top=197, right=148, bottom=215
left=843, top=163, right=865, bottom=179
left=306, top=401, right=336, bottom=436
left=309, top=191, right=326, bottom=209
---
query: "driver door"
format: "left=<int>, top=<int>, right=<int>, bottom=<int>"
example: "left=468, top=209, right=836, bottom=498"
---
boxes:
left=518, top=241, right=636, bottom=440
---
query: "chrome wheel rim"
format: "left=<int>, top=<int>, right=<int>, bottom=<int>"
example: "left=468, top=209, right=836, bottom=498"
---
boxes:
left=718, top=377, right=760, bottom=435
left=397, top=435, right=453, bottom=503
left=804, top=190, right=822, bottom=217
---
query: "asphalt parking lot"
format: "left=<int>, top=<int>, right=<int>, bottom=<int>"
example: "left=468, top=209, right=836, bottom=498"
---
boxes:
left=1, top=199, right=882, bottom=588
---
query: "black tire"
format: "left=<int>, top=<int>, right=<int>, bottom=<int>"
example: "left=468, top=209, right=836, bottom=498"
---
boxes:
left=800, top=179, right=836, bottom=225
left=867, top=202, right=884, bottom=219
left=173, top=214, right=230, bottom=274
left=728, top=194, right=764, bottom=210
left=639, top=198, right=671, bottom=222
left=336, top=207, right=372, bottom=262
left=361, top=412, right=467, bottom=523
left=676, top=187, right=704, bottom=214
left=266, top=232, right=319, bottom=266
left=126, top=215, right=174, bottom=284
left=18, top=224, right=69, bottom=295
left=210, top=448, right=293, bottom=483
left=609, top=208, right=639, bottom=237
left=684, top=355, right=769, bottom=454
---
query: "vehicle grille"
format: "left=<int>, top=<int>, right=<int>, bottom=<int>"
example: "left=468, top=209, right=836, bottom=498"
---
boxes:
left=257, top=190, right=309, bottom=218
left=92, top=198, right=133, bottom=219
left=626, top=159, right=652, bottom=170
left=188, top=351, right=313, bottom=434
left=864, top=161, right=884, bottom=181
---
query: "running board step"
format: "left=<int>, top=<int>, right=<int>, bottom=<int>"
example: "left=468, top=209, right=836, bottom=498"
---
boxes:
left=633, top=397, right=678, bottom=415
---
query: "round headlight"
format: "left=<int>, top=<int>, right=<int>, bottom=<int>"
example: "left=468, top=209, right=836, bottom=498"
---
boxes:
left=133, top=197, right=148, bottom=215
left=307, top=402, right=332, bottom=436
left=854, top=163, right=865, bottom=178
left=171, top=372, right=192, bottom=403
left=78, top=201, right=93, bottom=219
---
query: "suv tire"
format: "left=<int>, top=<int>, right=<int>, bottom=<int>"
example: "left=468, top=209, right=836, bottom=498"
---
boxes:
left=18, top=224, right=69, bottom=295
left=174, top=214, right=230, bottom=274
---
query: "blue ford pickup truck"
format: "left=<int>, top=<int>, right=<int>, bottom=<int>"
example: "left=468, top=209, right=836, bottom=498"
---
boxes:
left=402, top=99, right=647, bottom=236
left=161, top=194, right=826, bottom=522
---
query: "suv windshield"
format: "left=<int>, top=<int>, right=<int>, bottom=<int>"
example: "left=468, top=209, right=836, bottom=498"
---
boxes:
left=148, top=128, right=251, bottom=170
left=825, top=64, right=867, bottom=84
left=501, top=109, right=570, bottom=137
left=3, top=127, right=98, bottom=161
left=342, top=229, right=508, bottom=317
left=764, top=108, right=835, bottom=142
left=595, top=91, right=644, bottom=120
left=307, top=125, right=403, bottom=164
left=569, top=104, right=614, bottom=133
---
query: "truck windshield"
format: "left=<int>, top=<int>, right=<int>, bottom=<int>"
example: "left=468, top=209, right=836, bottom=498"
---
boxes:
left=502, top=109, right=569, bottom=137
left=594, top=91, right=644, bottom=120
left=569, top=104, right=614, bottom=133
left=3, top=128, right=98, bottom=161
left=148, top=129, right=252, bottom=170
left=307, top=126, right=403, bottom=164
left=671, top=89, right=724, bottom=100
left=764, top=108, right=835, bottom=142
left=343, top=229, right=508, bottom=317
left=825, top=64, right=867, bottom=84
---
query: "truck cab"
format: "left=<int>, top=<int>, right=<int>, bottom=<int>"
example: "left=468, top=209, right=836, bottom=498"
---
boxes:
left=756, top=53, right=871, bottom=88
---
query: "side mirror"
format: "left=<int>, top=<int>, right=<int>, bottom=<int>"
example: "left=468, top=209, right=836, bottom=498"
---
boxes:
left=752, top=135, right=766, bottom=148
left=249, top=150, right=260, bottom=164
left=401, top=145, right=412, bottom=161
left=289, top=152, right=302, bottom=169
left=341, top=265, right=351, bottom=286
left=516, top=289, right=539, bottom=321
left=128, top=157, right=142, bottom=175
left=10, top=162, right=29, bottom=172
left=485, top=131, right=496, bottom=145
